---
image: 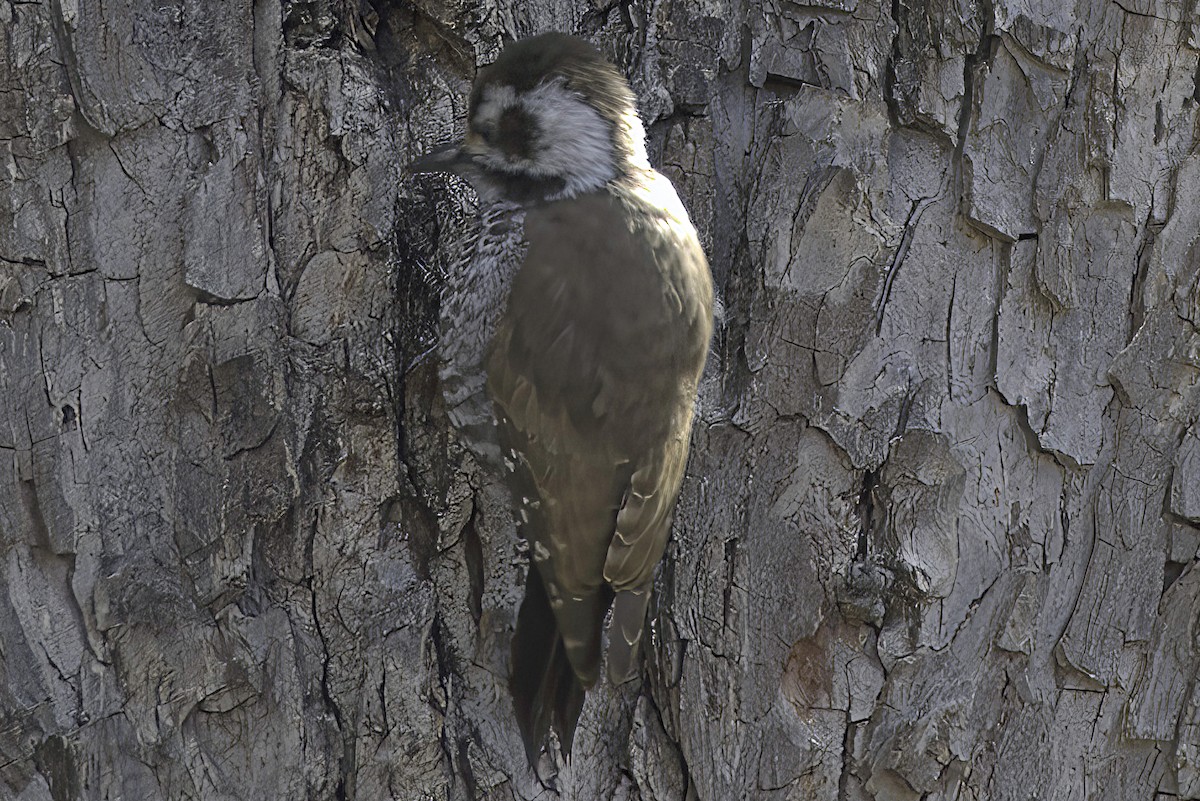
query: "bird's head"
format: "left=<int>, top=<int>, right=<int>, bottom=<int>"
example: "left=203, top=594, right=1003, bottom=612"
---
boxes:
left=409, top=33, right=649, bottom=204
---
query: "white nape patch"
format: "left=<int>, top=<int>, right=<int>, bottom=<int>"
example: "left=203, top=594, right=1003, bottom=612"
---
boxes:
left=627, top=165, right=693, bottom=224
left=478, top=80, right=621, bottom=197
left=619, top=106, right=651, bottom=170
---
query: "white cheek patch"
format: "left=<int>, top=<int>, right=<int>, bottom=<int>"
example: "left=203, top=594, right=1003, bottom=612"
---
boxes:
left=516, top=80, right=617, bottom=195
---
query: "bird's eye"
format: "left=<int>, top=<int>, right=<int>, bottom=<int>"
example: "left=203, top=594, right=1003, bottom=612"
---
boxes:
left=477, top=125, right=494, bottom=143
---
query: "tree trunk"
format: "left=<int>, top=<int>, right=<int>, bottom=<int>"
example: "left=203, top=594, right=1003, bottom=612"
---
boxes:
left=2, top=0, right=1199, bottom=799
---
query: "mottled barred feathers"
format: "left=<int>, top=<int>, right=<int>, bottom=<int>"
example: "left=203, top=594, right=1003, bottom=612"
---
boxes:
left=410, top=32, right=714, bottom=766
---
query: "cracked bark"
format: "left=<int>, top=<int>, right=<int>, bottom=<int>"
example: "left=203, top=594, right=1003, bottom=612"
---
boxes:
left=2, top=0, right=1200, bottom=799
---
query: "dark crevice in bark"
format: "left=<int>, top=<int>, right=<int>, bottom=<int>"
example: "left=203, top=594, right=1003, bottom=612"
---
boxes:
left=721, top=535, right=739, bottom=633
left=282, top=0, right=342, bottom=50
left=428, top=618, right=461, bottom=797
left=367, top=0, right=476, bottom=79
left=1163, top=559, right=1187, bottom=594
left=953, top=0, right=998, bottom=222
left=946, top=271, right=957, bottom=398
left=243, top=515, right=283, bottom=617
left=837, top=716, right=859, bottom=798
left=46, top=0, right=111, bottom=135
left=761, top=72, right=810, bottom=98
left=580, top=0, right=633, bottom=36
left=391, top=182, right=447, bottom=504
left=856, top=468, right=879, bottom=561
left=18, top=475, right=52, bottom=550
left=992, top=386, right=1082, bottom=473
left=988, top=241, right=1011, bottom=389
left=1163, top=509, right=1200, bottom=533
left=456, top=737, right=480, bottom=800
left=643, top=679, right=696, bottom=801
left=882, top=0, right=904, bottom=127
left=1128, top=220, right=1162, bottom=343
left=0, top=254, right=48, bottom=268
left=31, top=735, right=79, bottom=801
left=310, top=563, right=351, bottom=801
left=463, top=504, right=485, bottom=624
left=876, top=190, right=941, bottom=335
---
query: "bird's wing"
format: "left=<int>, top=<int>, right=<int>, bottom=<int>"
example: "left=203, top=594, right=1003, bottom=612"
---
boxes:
left=604, top=435, right=690, bottom=589
left=488, top=188, right=712, bottom=750
left=487, top=308, right=629, bottom=608
left=488, top=292, right=626, bottom=761
left=601, top=432, right=692, bottom=683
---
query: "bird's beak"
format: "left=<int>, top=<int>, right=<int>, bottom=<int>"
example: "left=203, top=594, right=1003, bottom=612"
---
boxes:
left=407, top=142, right=473, bottom=175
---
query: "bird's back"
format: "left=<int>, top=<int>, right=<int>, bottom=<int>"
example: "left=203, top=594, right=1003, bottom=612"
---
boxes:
left=486, top=169, right=712, bottom=761
left=493, top=170, right=713, bottom=456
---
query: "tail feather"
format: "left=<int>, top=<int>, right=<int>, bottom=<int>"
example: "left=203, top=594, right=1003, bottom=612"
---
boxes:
left=510, top=566, right=572, bottom=765
left=607, top=585, right=652, bottom=684
left=552, top=654, right=586, bottom=755
left=510, top=566, right=612, bottom=765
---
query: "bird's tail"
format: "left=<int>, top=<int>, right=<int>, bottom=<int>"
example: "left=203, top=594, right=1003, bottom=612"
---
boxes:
left=509, top=566, right=609, bottom=765
left=606, top=585, right=653, bottom=684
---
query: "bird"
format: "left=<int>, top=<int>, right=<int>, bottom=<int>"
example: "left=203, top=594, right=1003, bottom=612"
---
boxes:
left=408, top=32, right=714, bottom=766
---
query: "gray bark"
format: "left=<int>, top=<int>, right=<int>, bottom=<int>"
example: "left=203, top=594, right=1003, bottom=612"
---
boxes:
left=1, top=0, right=1199, bottom=800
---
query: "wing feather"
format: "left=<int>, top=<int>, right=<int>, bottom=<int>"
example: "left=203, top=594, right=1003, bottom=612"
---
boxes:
left=489, top=185, right=712, bottom=757
left=603, top=435, right=690, bottom=589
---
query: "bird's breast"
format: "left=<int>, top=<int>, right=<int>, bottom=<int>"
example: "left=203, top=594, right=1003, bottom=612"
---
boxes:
left=439, top=201, right=527, bottom=464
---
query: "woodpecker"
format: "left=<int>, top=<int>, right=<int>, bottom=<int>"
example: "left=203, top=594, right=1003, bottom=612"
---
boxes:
left=409, top=32, right=713, bottom=764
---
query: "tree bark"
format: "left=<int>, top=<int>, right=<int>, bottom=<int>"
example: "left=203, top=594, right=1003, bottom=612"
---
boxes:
left=2, top=0, right=1199, bottom=799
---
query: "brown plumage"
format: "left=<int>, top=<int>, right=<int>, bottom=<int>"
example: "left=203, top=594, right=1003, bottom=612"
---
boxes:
left=409, top=32, right=713, bottom=765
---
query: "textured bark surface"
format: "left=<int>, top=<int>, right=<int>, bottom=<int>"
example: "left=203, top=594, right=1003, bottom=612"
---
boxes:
left=2, top=0, right=1199, bottom=799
